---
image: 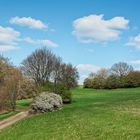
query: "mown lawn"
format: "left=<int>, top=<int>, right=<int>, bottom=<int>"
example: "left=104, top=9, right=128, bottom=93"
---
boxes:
left=0, top=87, right=140, bottom=140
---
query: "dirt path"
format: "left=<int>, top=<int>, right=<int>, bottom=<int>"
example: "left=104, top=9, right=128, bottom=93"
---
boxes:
left=0, top=111, right=28, bottom=130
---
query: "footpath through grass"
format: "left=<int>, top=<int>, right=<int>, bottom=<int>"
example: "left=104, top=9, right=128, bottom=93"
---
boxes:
left=0, top=87, right=140, bottom=140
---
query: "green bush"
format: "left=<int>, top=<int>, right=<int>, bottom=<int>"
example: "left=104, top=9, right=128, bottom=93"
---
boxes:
left=54, top=83, right=72, bottom=104
left=42, top=82, right=72, bottom=104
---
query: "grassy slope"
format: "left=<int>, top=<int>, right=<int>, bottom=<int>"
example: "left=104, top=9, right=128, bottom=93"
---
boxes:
left=0, top=87, right=140, bottom=140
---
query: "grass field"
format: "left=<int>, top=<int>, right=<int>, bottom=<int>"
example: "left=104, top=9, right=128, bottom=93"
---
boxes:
left=0, top=87, right=140, bottom=140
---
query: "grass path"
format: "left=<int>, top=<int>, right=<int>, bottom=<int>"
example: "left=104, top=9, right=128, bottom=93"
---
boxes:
left=0, top=111, right=28, bottom=130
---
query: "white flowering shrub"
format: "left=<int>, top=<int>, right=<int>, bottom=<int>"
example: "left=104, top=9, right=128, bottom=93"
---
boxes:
left=30, top=92, right=63, bottom=113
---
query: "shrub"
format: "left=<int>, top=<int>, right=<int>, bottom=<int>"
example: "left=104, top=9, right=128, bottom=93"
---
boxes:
left=30, top=92, right=63, bottom=114
left=42, top=82, right=72, bottom=104
left=53, top=83, right=72, bottom=103
left=104, top=75, right=119, bottom=89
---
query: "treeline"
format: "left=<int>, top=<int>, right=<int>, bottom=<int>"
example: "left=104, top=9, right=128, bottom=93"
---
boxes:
left=0, top=48, right=79, bottom=111
left=84, top=62, right=140, bottom=89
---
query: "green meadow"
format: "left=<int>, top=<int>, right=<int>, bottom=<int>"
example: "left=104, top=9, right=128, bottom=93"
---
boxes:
left=0, top=87, right=140, bottom=140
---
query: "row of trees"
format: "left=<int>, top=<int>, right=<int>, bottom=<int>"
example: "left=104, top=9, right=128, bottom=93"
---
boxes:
left=0, top=48, right=79, bottom=111
left=84, top=62, right=140, bottom=89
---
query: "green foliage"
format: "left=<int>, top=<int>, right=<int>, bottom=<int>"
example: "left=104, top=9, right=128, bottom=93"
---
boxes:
left=84, top=78, right=93, bottom=88
left=42, top=82, right=72, bottom=104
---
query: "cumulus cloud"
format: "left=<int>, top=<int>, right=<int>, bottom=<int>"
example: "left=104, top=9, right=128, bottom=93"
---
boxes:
left=10, top=17, right=47, bottom=29
left=0, top=26, right=20, bottom=52
left=130, top=60, right=140, bottom=65
left=23, top=37, right=58, bottom=48
left=73, top=14, right=129, bottom=43
left=126, top=34, right=140, bottom=50
left=77, top=64, right=101, bottom=84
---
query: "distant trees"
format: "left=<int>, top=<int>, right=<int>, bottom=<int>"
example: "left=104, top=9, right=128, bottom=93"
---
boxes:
left=84, top=62, right=140, bottom=89
left=125, top=71, right=140, bottom=88
left=110, top=62, right=133, bottom=78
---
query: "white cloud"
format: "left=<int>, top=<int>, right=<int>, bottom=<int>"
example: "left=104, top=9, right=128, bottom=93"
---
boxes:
left=73, top=14, right=129, bottom=43
left=0, top=26, right=20, bottom=52
left=23, top=37, right=58, bottom=48
left=77, top=64, right=101, bottom=85
left=10, top=17, right=47, bottom=29
left=77, top=64, right=100, bottom=73
left=130, top=60, right=140, bottom=65
left=126, top=34, right=140, bottom=50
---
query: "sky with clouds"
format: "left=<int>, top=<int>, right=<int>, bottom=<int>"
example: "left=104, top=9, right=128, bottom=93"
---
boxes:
left=0, top=0, right=140, bottom=84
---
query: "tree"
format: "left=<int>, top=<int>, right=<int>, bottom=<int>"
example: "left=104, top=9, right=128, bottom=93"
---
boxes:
left=110, top=62, right=133, bottom=78
left=17, top=77, right=39, bottom=99
left=59, top=63, right=79, bottom=90
left=21, top=48, right=56, bottom=85
left=125, top=71, right=140, bottom=87
left=83, top=78, right=93, bottom=88
left=4, top=67, right=22, bottom=111
left=0, top=55, right=10, bottom=84
left=104, top=75, right=119, bottom=89
left=51, top=56, right=62, bottom=92
left=92, top=68, right=109, bottom=89
left=0, top=55, right=22, bottom=111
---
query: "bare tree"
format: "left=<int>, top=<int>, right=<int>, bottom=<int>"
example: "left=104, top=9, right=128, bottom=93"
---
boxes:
left=96, top=68, right=109, bottom=79
left=110, top=62, right=133, bottom=78
left=21, top=48, right=56, bottom=85
left=51, top=56, right=62, bottom=92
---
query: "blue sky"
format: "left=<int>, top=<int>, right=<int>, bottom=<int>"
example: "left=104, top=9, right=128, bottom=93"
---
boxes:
left=0, top=0, right=140, bottom=84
